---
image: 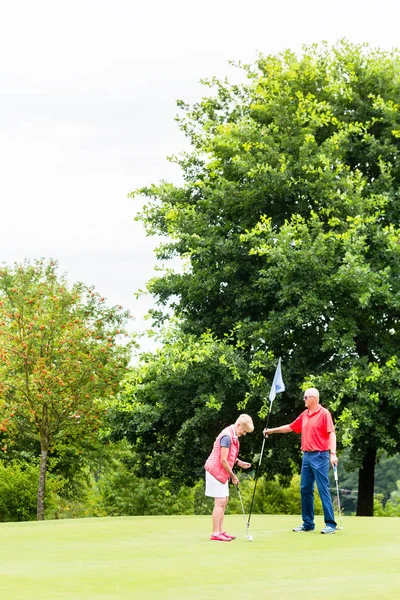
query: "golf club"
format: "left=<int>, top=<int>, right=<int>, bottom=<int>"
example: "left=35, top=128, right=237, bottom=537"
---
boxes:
left=236, top=484, right=252, bottom=541
left=246, top=400, right=272, bottom=536
left=333, top=464, right=343, bottom=530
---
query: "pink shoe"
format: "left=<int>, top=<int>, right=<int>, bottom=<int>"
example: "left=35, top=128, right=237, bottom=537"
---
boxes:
left=221, top=531, right=236, bottom=539
left=210, top=533, right=232, bottom=542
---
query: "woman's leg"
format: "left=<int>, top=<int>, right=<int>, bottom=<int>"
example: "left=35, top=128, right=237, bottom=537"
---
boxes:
left=212, top=497, right=228, bottom=534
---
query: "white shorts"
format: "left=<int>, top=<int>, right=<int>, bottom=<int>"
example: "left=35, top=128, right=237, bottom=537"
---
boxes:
left=205, top=471, right=229, bottom=498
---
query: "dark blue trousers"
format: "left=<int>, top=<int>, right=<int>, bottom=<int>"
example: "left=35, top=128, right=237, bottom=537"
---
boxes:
left=301, top=451, right=336, bottom=530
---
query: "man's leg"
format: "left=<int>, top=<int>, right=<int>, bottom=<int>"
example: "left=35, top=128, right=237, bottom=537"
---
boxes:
left=314, top=452, right=337, bottom=528
left=212, top=497, right=228, bottom=534
left=300, top=454, right=315, bottom=530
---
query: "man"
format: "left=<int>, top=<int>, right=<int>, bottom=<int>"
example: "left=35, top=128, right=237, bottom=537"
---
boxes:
left=264, top=388, right=338, bottom=534
left=204, top=414, right=254, bottom=541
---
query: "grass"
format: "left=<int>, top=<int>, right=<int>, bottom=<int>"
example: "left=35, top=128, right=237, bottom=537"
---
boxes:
left=0, top=514, right=399, bottom=599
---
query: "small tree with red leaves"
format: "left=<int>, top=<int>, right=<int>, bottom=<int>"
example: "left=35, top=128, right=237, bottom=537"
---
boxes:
left=0, top=259, right=132, bottom=520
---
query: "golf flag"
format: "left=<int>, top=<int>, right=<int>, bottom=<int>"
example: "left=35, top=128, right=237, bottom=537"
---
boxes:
left=269, top=357, right=285, bottom=402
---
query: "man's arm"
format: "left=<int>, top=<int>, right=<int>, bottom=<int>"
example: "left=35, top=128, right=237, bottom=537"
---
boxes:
left=264, top=424, right=293, bottom=436
left=329, top=431, right=338, bottom=466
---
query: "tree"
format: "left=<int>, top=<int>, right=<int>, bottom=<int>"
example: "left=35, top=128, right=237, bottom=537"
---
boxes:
left=332, top=451, right=400, bottom=514
left=110, top=328, right=255, bottom=487
left=0, top=260, right=131, bottom=519
left=132, top=41, right=400, bottom=514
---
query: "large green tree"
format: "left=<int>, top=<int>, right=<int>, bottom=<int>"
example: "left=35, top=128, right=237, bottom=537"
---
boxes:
left=0, top=260, right=131, bottom=519
left=132, top=41, right=400, bottom=515
left=110, top=329, right=257, bottom=487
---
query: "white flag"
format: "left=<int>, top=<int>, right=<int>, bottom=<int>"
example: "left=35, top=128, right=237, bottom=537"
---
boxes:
left=269, top=357, right=285, bottom=402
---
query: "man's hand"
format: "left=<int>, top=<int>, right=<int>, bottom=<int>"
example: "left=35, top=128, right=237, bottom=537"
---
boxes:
left=263, top=428, right=270, bottom=437
left=330, top=453, right=339, bottom=467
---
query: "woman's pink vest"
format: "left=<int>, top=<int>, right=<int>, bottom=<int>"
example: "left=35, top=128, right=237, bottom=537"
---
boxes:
left=204, top=425, right=240, bottom=483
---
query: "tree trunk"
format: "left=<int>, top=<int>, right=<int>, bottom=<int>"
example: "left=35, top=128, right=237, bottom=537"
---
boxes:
left=37, top=447, right=48, bottom=521
left=356, top=446, right=377, bottom=516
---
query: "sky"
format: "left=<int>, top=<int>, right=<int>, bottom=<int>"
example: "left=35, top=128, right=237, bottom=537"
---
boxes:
left=1, top=0, right=399, bottom=352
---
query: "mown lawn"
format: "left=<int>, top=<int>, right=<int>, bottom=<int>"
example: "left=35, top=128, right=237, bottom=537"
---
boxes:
left=0, top=514, right=399, bottom=599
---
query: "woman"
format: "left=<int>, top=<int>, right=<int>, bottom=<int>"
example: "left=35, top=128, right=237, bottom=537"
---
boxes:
left=204, top=414, right=254, bottom=541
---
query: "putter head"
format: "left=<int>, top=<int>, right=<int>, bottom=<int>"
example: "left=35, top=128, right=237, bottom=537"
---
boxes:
left=246, top=535, right=253, bottom=541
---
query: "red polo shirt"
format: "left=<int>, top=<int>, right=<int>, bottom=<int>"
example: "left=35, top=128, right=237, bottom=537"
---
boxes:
left=289, top=405, right=334, bottom=451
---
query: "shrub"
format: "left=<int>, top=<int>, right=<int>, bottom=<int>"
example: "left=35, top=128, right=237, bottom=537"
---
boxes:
left=99, top=464, right=196, bottom=516
left=45, top=477, right=107, bottom=520
left=373, top=490, right=400, bottom=517
left=226, top=474, right=322, bottom=516
left=0, top=461, right=59, bottom=522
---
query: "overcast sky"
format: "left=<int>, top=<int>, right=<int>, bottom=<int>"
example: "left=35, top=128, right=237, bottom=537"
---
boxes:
left=1, top=0, right=399, bottom=351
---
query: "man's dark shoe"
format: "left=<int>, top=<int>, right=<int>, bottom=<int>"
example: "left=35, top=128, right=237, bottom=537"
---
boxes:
left=292, top=525, right=315, bottom=532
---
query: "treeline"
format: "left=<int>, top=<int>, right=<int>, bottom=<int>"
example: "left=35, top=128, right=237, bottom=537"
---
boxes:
left=123, top=39, right=400, bottom=516
left=0, top=441, right=398, bottom=521
left=336, top=452, right=400, bottom=515
left=2, top=40, right=400, bottom=520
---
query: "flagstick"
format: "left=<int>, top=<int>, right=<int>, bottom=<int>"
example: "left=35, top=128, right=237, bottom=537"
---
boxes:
left=246, top=358, right=285, bottom=538
left=247, top=399, right=272, bottom=534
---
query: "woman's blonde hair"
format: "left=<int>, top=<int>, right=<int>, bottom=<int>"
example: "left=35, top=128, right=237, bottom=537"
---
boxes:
left=236, top=414, right=254, bottom=432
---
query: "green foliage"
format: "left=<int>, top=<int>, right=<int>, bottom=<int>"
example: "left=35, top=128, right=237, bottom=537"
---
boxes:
left=128, top=41, right=400, bottom=512
left=389, top=480, right=400, bottom=507
left=93, top=439, right=195, bottom=515
left=110, top=328, right=252, bottom=486
left=371, top=453, right=400, bottom=503
left=373, top=491, right=400, bottom=517
left=0, top=259, right=132, bottom=518
left=331, top=451, right=400, bottom=514
left=99, top=471, right=320, bottom=518
left=0, top=259, right=132, bottom=449
left=226, top=474, right=322, bottom=516
left=192, top=480, right=214, bottom=515
left=0, top=460, right=60, bottom=522
left=46, top=477, right=108, bottom=520
left=100, top=472, right=195, bottom=516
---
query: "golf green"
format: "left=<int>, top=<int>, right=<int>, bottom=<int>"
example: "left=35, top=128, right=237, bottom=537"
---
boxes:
left=0, top=515, right=398, bottom=599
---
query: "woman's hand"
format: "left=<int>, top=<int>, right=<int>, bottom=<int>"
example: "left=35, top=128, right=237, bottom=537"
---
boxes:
left=231, top=474, right=239, bottom=486
left=238, top=460, right=251, bottom=469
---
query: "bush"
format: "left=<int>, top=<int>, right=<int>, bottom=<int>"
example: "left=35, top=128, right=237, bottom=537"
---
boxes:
left=0, top=461, right=59, bottom=522
left=193, top=480, right=214, bottom=515
left=45, top=477, right=107, bottom=520
left=226, top=474, right=322, bottom=516
left=99, top=467, right=195, bottom=516
left=0, top=436, right=336, bottom=521
left=373, top=489, right=400, bottom=517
